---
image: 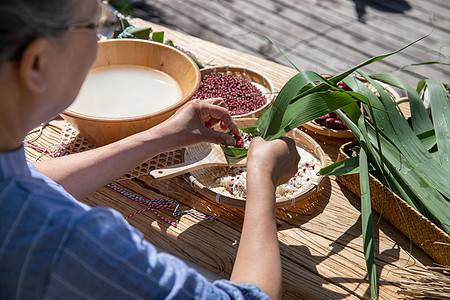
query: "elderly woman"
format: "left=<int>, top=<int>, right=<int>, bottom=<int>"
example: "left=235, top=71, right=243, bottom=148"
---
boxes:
left=0, top=0, right=299, bottom=299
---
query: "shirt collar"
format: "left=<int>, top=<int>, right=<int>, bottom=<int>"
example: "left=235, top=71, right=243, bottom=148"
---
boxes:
left=0, top=146, right=31, bottom=180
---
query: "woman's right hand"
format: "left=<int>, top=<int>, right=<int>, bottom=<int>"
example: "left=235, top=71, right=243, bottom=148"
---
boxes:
left=247, top=136, right=300, bottom=187
left=231, top=136, right=300, bottom=300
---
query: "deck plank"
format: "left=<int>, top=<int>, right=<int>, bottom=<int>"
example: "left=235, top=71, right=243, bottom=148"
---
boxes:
left=132, top=0, right=450, bottom=86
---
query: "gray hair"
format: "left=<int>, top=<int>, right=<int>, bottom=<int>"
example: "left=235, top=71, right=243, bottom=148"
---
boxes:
left=0, top=0, right=78, bottom=63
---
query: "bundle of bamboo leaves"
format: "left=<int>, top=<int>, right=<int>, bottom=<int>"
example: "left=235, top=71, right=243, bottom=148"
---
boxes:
left=224, top=37, right=450, bottom=299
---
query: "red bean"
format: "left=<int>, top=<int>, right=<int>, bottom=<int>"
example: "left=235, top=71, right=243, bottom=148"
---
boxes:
left=193, top=74, right=267, bottom=116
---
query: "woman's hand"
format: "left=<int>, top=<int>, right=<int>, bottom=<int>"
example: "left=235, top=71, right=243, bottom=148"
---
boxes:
left=151, top=98, right=240, bottom=151
left=247, top=136, right=300, bottom=187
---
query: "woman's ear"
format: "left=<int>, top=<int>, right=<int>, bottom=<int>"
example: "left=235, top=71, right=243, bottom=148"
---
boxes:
left=18, top=38, right=52, bottom=93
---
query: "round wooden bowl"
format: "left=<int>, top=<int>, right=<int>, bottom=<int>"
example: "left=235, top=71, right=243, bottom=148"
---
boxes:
left=301, top=74, right=401, bottom=138
left=198, top=65, right=275, bottom=118
left=184, top=118, right=327, bottom=209
left=61, top=39, right=201, bottom=146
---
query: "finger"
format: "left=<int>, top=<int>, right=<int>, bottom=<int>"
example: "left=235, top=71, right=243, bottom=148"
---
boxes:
left=220, top=120, right=229, bottom=131
left=204, top=117, right=220, bottom=128
left=203, top=97, right=225, bottom=107
left=202, top=128, right=236, bottom=146
left=202, top=103, right=240, bottom=136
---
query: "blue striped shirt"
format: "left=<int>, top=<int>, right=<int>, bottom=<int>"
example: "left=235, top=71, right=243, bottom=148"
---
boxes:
left=0, top=147, right=269, bottom=299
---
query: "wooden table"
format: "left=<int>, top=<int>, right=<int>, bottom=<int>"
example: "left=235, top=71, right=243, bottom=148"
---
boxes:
left=25, top=19, right=436, bottom=300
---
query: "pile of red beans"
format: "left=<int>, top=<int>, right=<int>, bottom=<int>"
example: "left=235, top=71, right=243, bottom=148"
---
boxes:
left=314, top=80, right=375, bottom=130
left=193, top=74, right=267, bottom=116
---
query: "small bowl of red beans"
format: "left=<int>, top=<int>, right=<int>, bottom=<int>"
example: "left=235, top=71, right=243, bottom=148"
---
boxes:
left=193, top=65, right=275, bottom=118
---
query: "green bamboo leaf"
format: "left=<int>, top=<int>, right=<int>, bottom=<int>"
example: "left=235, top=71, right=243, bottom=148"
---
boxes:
left=293, top=33, right=430, bottom=103
left=124, top=27, right=152, bottom=39
left=319, top=156, right=376, bottom=176
left=416, top=129, right=437, bottom=152
left=423, top=79, right=450, bottom=169
left=257, top=34, right=429, bottom=143
left=363, top=124, right=450, bottom=234
left=221, top=147, right=248, bottom=167
left=151, top=31, right=165, bottom=43
left=256, top=71, right=335, bottom=138
left=239, top=126, right=261, bottom=136
left=255, top=33, right=302, bottom=73
left=394, top=61, right=450, bottom=72
left=256, top=73, right=306, bottom=137
left=370, top=73, right=433, bottom=134
left=358, top=74, right=450, bottom=199
left=262, top=91, right=360, bottom=140
left=336, top=109, right=362, bottom=140
left=358, top=115, right=378, bottom=299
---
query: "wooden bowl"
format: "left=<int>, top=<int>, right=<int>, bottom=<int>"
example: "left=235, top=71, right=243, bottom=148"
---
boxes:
left=184, top=118, right=327, bottom=209
left=61, top=39, right=201, bottom=146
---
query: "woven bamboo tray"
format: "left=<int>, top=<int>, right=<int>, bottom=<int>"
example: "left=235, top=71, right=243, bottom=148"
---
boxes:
left=302, top=74, right=401, bottom=138
left=185, top=118, right=327, bottom=210
left=199, top=65, right=275, bottom=118
left=337, top=140, right=450, bottom=266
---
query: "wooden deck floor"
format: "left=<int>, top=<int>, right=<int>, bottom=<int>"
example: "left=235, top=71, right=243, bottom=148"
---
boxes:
left=131, top=0, right=449, bottom=88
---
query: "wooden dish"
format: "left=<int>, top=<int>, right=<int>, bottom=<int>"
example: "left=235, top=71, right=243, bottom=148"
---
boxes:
left=184, top=118, right=327, bottom=209
left=199, top=65, right=275, bottom=118
left=301, top=74, right=401, bottom=138
left=61, top=39, right=201, bottom=146
left=337, top=140, right=450, bottom=265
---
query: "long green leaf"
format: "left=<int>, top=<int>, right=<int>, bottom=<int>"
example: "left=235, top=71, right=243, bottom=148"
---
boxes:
left=369, top=73, right=433, bottom=134
left=422, top=79, right=450, bottom=170
left=256, top=73, right=306, bottom=138
left=256, top=71, right=340, bottom=138
left=337, top=89, right=450, bottom=231
left=319, top=156, right=376, bottom=176
left=358, top=120, right=378, bottom=300
left=416, top=129, right=437, bottom=151
left=358, top=74, right=450, bottom=199
left=363, top=123, right=450, bottom=234
left=262, top=91, right=360, bottom=140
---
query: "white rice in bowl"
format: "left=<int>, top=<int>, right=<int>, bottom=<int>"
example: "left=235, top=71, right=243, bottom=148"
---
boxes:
left=211, top=145, right=321, bottom=200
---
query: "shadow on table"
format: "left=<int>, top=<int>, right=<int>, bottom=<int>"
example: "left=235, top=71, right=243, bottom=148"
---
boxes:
left=275, top=176, right=332, bottom=230
left=131, top=1, right=174, bottom=28
left=351, top=0, right=412, bottom=23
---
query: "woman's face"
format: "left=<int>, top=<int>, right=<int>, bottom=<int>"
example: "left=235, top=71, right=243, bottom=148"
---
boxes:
left=44, top=0, right=99, bottom=116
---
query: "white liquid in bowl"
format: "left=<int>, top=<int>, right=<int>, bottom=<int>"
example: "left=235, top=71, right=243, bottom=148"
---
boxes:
left=68, top=66, right=182, bottom=118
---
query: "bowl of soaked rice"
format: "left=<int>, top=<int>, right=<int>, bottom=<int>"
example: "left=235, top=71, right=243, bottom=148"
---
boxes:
left=183, top=118, right=327, bottom=209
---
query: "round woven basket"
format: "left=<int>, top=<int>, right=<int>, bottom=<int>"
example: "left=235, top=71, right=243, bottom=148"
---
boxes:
left=301, top=74, right=401, bottom=138
left=184, top=118, right=327, bottom=209
left=199, top=65, right=275, bottom=118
